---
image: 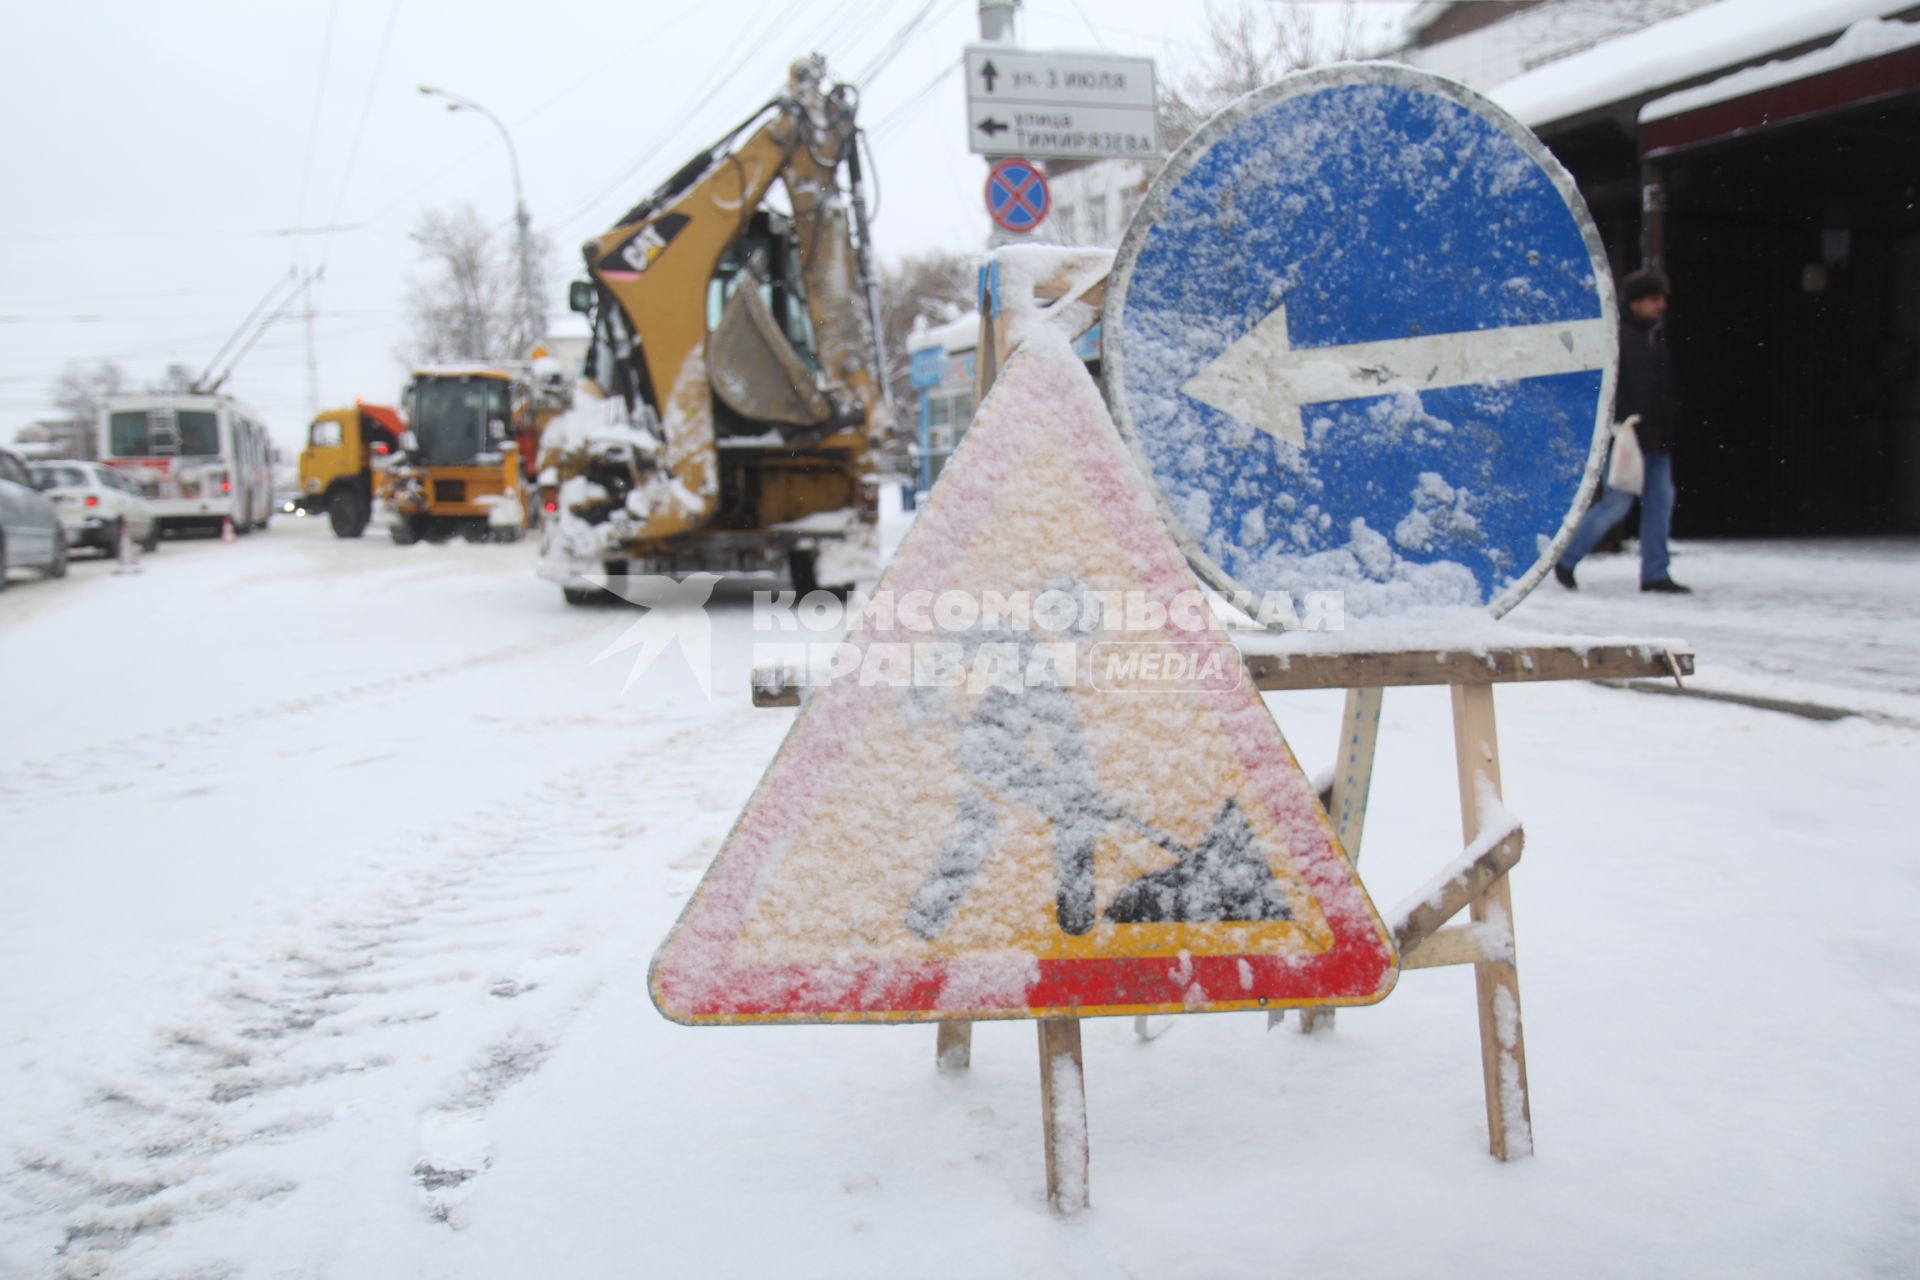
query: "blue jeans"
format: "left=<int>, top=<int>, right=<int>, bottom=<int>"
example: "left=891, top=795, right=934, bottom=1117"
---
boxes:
left=1558, top=452, right=1674, bottom=584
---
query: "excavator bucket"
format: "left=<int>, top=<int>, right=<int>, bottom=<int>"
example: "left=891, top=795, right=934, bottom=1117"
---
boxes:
left=707, top=279, right=833, bottom=430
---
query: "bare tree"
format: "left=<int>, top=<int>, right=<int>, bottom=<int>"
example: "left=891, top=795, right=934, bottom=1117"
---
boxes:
left=151, top=362, right=197, bottom=393
left=402, top=203, right=553, bottom=364
left=876, top=249, right=976, bottom=411
left=1158, top=1, right=1369, bottom=153
left=49, top=358, right=127, bottom=426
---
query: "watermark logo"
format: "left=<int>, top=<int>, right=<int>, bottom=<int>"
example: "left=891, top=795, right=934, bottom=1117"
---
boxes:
left=575, top=575, right=1342, bottom=696
left=586, top=574, right=720, bottom=696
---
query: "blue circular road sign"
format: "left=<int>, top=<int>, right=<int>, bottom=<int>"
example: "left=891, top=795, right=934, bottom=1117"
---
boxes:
left=1104, top=65, right=1617, bottom=618
left=986, top=158, right=1050, bottom=235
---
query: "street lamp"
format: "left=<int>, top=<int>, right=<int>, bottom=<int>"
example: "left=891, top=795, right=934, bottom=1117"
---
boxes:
left=418, top=84, right=538, bottom=358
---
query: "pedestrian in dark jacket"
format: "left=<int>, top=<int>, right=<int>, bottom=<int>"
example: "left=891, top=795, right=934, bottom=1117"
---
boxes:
left=1554, top=268, right=1690, bottom=593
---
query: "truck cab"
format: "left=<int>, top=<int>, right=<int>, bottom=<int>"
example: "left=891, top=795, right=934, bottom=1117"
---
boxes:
left=299, top=401, right=405, bottom=537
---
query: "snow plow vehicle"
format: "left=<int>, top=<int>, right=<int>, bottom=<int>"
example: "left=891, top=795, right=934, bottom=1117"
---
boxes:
left=540, top=54, right=893, bottom=604
left=387, top=366, right=534, bottom=545
left=297, top=400, right=405, bottom=537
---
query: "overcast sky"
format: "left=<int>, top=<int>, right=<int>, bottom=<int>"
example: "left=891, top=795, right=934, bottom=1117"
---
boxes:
left=0, top=0, right=1413, bottom=455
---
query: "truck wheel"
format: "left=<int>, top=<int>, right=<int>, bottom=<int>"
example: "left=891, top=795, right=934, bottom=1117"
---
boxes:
left=329, top=490, right=364, bottom=537
left=46, top=530, right=68, bottom=579
left=462, top=522, right=490, bottom=544
left=788, top=549, right=819, bottom=596
left=390, top=517, right=421, bottom=546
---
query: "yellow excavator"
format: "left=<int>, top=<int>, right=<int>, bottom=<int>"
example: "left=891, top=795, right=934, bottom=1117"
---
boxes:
left=540, top=54, right=893, bottom=605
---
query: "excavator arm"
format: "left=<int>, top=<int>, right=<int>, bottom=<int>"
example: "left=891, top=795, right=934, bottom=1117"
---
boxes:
left=576, top=55, right=892, bottom=544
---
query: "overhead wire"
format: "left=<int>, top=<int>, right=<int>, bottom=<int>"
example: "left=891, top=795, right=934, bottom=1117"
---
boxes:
left=815, top=0, right=894, bottom=62
left=321, top=0, right=405, bottom=265
left=870, top=60, right=960, bottom=138
left=851, top=0, right=943, bottom=90
left=544, top=0, right=815, bottom=235
left=1064, top=0, right=1111, bottom=50
left=345, top=7, right=724, bottom=235
left=293, top=0, right=342, bottom=229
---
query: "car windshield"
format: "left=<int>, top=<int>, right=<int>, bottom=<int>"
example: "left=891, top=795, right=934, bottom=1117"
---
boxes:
left=32, top=465, right=90, bottom=489
left=109, top=409, right=220, bottom=457
left=411, top=378, right=506, bottom=466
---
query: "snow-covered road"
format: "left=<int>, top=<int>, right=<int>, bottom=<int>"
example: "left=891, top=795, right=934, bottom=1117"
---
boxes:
left=3, top=521, right=1917, bottom=1278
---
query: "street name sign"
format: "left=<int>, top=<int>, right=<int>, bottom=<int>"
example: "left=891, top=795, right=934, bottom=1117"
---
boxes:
left=650, top=335, right=1398, bottom=1025
left=965, top=46, right=1157, bottom=160
left=1103, top=64, right=1618, bottom=618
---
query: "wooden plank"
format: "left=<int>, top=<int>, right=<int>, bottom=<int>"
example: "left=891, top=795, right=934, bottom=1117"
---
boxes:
left=971, top=262, right=1009, bottom=408
left=751, top=683, right=801, bottom=708
left=1451, top=684, right=1533, bottom=1160
left=935, top=258, right=1021, bottom=1071
left=1292, top=685, right=1385, bottom=1034
left=936, top=1021, right=972, bottom=1072
left=1391, top=828, right=1524, bottom=957
left=1399, top=925, right=1493, bottom=970
left=751, top=646, right=1697, bottom=706
left=1037, top=1018, right=1090, bottom=1213
left=1245, top=645, right=1694, bottom=691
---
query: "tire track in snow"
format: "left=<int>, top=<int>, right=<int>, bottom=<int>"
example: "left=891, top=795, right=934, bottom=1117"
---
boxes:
left=1, top=703, right=781, bottom=1276
left=0, top=622, right=602, bottom=810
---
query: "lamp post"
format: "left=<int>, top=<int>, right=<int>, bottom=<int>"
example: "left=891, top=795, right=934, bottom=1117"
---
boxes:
left=418, top=85, right=537, bottom=358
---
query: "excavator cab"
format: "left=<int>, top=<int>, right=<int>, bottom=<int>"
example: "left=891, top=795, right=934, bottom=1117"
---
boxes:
left=409, top=375, right=513, bottom=466
left=388, top=368, right=531, bottom=545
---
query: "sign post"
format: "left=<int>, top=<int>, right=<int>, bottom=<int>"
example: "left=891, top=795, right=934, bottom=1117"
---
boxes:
left=965, top=46, right=1157, bottom=160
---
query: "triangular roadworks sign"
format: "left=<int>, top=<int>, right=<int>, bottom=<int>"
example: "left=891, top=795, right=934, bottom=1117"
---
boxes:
left=650, top=333, right=1398, bottom=1023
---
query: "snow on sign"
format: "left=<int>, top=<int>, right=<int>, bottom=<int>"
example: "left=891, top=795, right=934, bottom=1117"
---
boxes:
left=985, top=158, right=1049, bottom=235
left=1103, top=65, right=1619, bottom=618
left=650, top=334, right=1397, bottom=1025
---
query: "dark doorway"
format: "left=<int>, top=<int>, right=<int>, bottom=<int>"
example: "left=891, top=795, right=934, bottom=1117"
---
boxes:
left=1658, top=93, right=1920, bottom=536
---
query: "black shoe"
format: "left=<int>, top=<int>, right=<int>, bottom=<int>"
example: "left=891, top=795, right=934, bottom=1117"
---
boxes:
left=1641, top=579, right=1692, bottom=594
left=1553, top=564, right=1576, bottom=590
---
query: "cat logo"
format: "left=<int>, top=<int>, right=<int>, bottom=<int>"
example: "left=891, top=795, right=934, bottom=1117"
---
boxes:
left=597, top=213, right=690, bottom=281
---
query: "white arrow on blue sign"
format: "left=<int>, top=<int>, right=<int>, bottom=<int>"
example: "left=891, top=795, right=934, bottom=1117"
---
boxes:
left=1103, top=65, right=1618, bottom=618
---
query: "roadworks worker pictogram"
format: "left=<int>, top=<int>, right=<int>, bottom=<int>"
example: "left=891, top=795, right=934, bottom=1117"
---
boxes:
left=650, top=331, right=1398, bottom=1024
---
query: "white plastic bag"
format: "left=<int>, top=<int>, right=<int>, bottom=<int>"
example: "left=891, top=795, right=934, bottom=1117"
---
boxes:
left=1607, top=414, right=1644, bottom=496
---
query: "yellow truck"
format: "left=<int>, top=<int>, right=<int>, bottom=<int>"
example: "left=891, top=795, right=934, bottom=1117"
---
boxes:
left=539, top=54, right=892, bottom=604
left=297, top=400, right=406, bottom=537
left=386, top=366, right=535, bottom=545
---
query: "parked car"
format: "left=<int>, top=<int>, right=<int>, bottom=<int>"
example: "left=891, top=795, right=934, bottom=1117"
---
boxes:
left=0, top=446, right=68, bottom=588
left=31, top=459, right=160, bottom=555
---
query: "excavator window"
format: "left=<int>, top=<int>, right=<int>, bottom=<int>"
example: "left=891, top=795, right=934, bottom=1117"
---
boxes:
left=705, top=211, right=820, bottom=372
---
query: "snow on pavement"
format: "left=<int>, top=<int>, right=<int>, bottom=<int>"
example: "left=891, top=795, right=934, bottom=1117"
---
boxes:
left=2, top=519, right=1918, bottom=1277
left=1508, top=537, right=1920, bottom=725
